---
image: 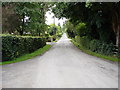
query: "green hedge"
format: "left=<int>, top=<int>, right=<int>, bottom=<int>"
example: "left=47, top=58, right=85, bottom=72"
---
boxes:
left=2, top=35, right=46, bottom=61
left=75, top=36, right=115, bottom=56
left=46, top=33, right=63, bottom=42
left=89, top=39, right=114, bottom=56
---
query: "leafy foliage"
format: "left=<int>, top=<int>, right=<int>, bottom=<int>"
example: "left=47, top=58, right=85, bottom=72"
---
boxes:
left=2, top=3, right=20, bottom=34
left=75, top=36, right=115, bottom=56
left=75, top=23, right=87, bottom=37
left=46, top=24, right=63, bottom=41
left=64, top=21, right=75, bottom=38
left=2, top=35, right=46, bottom=61
left=52, top=2, right=118, bottom=43
left=2, top=2, right=51, bottom=36
left=56, top=2, right=119, bottom=57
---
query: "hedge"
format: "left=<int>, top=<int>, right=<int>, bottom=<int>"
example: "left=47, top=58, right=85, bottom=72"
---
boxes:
left=75, top=36, right=116, bottom=56
left=2, top=35, right=46, bottom=61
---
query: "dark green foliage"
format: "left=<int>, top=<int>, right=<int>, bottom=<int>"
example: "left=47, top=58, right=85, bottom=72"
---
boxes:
left=75, top=36, right=115, bottom=56
left=72, top=40, right=118, bottom=62
left=46, top=24, right=63, bottom=42
left=49, top=27, right=57, bottom=36
left=2, top=2, right=20, bottom=34
left=79, top=36, right=90, bottom=50
left=2, top=2, right=50, bottom=36
left=66, top=29, right=75, bottom=38
left=53, top=2, right=120, bottom=49
left=75, top=23, right=87, bottom=37
left=2, top=35, right=46, bottom=61
left=89, top=40, right=114, bottom=56
left=64, top=21, right=76, bottom=38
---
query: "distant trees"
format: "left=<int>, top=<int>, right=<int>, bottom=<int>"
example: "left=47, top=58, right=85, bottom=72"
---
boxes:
left=48, top=24, right=57, bottom=36
left=46, top=24, right=63, bottom=41
left=64, top=21, right=75, bottom=38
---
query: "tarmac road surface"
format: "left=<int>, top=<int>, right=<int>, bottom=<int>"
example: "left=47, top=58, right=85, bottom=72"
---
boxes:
left=2, top=33, right=118, bottom=88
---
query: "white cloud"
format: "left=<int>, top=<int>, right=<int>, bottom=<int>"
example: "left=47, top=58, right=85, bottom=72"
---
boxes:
left=45, top=11, right=67, bottom=27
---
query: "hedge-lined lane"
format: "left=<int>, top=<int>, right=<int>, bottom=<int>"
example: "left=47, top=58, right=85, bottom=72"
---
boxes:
left=2, top=33, right=118, bottom=88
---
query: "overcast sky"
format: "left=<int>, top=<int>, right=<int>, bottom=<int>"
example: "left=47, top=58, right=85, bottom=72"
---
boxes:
left=45, top=11, right=67, bottom=27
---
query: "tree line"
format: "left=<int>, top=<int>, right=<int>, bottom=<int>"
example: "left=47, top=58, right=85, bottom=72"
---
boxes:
left=52, top=2, right=120, bottom=57
left=2, top=2, right=61, bottom=36
left=2, top=2, right=63, bottom=62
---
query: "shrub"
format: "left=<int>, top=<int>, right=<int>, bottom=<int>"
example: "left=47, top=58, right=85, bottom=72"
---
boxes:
left=80, top=36, right=91, bottom=49
left=75, top=36, right=81, bottom=46
left=89, top=39, right=114, bottom=55
left=2, top=35, right=46, bottom=61
left=75, top=23, right=87, bottom=37
left=75, top=36, right=115, bottom=56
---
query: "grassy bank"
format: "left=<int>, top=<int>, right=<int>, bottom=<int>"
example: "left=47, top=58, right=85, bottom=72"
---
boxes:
left=1, top=45, right=51, bottom=65
left=71, top=40, right=119, bottom=62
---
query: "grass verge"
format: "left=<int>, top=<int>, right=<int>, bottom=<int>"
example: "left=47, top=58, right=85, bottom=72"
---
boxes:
left=71, top=40, right=119, bottom=62
left=1, top=45, right=51, bottom=65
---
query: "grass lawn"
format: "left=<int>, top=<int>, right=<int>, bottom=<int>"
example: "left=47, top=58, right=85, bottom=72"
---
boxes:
left=71, top=40, right=119, bottom=62
left=1, top=44, right=51, bottom=65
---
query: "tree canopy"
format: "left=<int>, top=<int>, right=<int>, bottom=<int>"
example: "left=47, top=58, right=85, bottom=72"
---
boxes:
left=2, top=2, right=52, bottom=36
left=52, top=2, right=120, bottom=47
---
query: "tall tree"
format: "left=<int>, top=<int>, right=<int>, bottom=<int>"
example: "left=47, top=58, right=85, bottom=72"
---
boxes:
left=52, top=2, right=119, bottom=45
left=111, top=2, right=120, bottom=47
left=2, top=3, right=20, bottom=34
left=2, top=2, right=51, bottom=36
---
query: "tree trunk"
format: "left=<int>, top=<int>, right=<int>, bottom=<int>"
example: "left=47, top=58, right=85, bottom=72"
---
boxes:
left=116, top=26, right=120, bottom=47
left=20, top=13, right=25, bottom=36
left=112, top=3, right=120, bottom=57
left=19, top=30, right=23, bottom=35
left=38, top=32, right=40, bottom=36
left=117, top=26, right=120, bottom=58
left=112, top=8, right=120, bottom=47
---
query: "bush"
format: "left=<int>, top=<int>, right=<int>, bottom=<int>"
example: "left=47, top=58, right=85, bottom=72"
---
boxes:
left=75, top=36, right=81, bottom=46
left=80, top=36, right=91, bottom=49
left=75, top=23, right=87, bottom=37
left=2, top=35, right=46, bottom=61
left=75, top=36, right=115, bottom=56
left=89, top=40, right=114, bottom=55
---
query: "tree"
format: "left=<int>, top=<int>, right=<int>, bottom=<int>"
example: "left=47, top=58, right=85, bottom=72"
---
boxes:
left=52, top=2, right=118, bottom=45
left=48, top=24, right=57, bottom=36
left=2, top=2, right=51, bottom=36
left=2, top=2, right=20, bottom=34
left=111, top=2, right=120, bottom=47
